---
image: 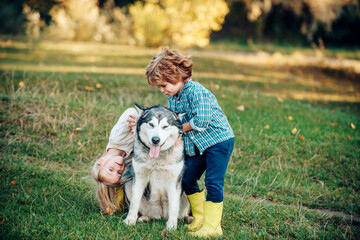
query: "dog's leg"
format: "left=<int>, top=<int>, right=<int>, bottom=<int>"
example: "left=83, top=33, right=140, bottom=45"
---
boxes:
left=148, top=189, right=162, bottom=219
left=179, top=192, right=191, bottom=218
left=166, top=183, right=181, bottom=230
left=124, top=176, right=148, bottom=226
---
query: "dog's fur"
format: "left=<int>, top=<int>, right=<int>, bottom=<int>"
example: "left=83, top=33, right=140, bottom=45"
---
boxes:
left=123, top=104, right=190, bottom=230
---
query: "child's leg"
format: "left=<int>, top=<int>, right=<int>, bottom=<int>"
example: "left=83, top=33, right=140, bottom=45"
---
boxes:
left=189, top=138, right=234, bottom=238
left=183, top=149, right=206, bottom=231
left=182, top=149, right=205, bottom=195
left=203, top=138, right=234, bottom=202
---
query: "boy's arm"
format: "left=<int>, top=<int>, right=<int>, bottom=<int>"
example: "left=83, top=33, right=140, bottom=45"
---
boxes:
left=188, top=91, right=212, bottom=132
left=182, top=122, right=192, bottom=133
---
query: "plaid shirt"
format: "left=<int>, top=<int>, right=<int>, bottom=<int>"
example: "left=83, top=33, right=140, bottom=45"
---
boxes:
left=168, top=79, right=234, bottom=156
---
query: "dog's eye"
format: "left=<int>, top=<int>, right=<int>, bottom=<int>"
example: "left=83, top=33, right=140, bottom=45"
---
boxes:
left=163, top=125, right=169, bottom=129
left=109, top=169, right=113, bottom=172
left=149, top=123, right=154, bottom=127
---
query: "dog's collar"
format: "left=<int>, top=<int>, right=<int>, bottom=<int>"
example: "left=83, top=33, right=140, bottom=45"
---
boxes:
left=137, top=135, right=150, bottom=150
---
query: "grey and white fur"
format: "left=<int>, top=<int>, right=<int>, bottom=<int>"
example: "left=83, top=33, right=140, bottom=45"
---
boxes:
left=123, top=104, right=190, bottom=230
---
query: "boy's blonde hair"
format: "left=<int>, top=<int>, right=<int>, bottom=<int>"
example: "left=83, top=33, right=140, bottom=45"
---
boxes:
left=91, top=161, right=122, bottom=213
left=146, top=47, right=193, bottom=86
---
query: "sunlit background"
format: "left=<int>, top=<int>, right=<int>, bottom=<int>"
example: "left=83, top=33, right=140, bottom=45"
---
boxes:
left=1, top=2, right=360, bottom=239
left=1, top=0, right=360, bottom=102
left=1, top=0, right=359, bottom=48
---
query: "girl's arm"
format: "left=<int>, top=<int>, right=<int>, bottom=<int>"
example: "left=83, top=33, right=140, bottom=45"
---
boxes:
left=106, top=108, right=138, bottom=157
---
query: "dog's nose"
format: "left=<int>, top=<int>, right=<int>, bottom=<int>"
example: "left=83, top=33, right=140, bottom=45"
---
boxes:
left=151, top=136, right=160, bottom=145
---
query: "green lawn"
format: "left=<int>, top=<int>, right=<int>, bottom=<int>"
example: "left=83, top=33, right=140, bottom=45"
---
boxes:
left=0, top=40, right=359, bottom=239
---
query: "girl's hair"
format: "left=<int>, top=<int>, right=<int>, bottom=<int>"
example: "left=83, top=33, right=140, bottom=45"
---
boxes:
left=91, top=160, right=121, bottom=213
left=146, top=47, right=193, bottom=86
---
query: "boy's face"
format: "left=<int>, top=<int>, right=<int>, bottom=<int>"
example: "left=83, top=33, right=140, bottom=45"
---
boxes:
left=156, top=81, right=185, bottom=97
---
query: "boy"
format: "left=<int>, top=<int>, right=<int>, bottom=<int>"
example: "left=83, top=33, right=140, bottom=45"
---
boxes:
left=146, top=47, right=234, bottom=238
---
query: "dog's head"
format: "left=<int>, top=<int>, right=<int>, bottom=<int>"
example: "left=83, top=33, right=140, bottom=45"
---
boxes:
left=135, top=104, right=184, bottom=158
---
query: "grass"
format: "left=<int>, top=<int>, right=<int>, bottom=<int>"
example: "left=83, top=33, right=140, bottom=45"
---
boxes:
left=207, top=38, right=360, bottom=60
left=0, top=40, right=359, bottom=239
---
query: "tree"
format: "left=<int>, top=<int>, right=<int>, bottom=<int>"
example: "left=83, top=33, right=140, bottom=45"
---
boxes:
left=45, top=0, right=133, bottom=44
left=241, top=0, right=358, bottom=42
left=129, top=0, right=229, bottom=47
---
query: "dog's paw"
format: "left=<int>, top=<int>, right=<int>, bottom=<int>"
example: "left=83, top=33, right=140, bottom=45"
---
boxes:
left=124, top=215, right=137, bottom=225
left=137, top=216, right=150, bottom=222
left=166, top=218, right=178, bottom=230
left=184, top=216, right=194, bottom=224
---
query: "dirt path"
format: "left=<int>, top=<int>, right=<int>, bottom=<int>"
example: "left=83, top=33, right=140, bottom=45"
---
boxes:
left=228, top=194, right=360, bottom=225
left=191, top=49, right=360, bottom=74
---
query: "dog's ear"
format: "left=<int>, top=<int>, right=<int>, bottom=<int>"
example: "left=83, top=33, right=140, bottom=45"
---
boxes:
left=176, top=112, right=186, bottom=121
left=134, top=103, right=146, bottom=115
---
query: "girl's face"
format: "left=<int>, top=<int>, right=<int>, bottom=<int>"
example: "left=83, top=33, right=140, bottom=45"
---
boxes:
left=97, top=156, right=125, bottom=185
left=156, top=80, right=185, bottom=97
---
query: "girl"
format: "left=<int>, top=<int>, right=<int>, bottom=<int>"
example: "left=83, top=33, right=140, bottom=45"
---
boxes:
left=91, top=108, right=139, bottom=213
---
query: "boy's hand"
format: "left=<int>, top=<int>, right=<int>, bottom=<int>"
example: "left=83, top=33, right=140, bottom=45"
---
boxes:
left=127, top=115, right=138, bottom=127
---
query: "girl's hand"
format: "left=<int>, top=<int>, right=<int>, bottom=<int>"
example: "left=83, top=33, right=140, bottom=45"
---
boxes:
left=175, top=134, right=183, bottom=147
left=127, top=115, right=138, bottom=127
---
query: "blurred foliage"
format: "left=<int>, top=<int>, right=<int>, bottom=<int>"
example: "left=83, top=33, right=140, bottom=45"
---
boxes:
left=215, top=0, right=360, bottom=47
left=0, top=0, right=26, bottom=35
left=1, top=0, right=360, bottom=47
left=45, top=0, right=133, bottom=44
left=129, top=0, right=229, bottom=47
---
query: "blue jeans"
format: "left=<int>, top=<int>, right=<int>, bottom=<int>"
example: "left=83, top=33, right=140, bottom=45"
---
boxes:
left=182, top=138, right=234, bottom=203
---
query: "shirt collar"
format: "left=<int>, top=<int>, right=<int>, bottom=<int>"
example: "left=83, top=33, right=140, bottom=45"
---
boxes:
left=176, top=78, right=192, bottom=97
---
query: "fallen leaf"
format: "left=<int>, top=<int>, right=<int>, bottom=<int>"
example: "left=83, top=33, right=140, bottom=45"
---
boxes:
left=350, top=123, right=356, bottom=129
left=236, top=105, right=245, bottom=111
left=229, top=169, right=235, bottom=173
left=75, top=128, right=82, bottom=131
left=85, top=86, right=94, bottom=91
left=161, top=230, right=170, bottom=238
left=288, top=116, right=293, bottom=120
left=330, top=122, right=338, bottom=126
left=105, top=208, right=114, bottom=215
left=291, top=128, right=297, bottom=134
left=264, top=125, right=270, bottom=129
left=346, top=136, right=351, bottom=140
left=18, top=81, right=24, bottom=87
left=0, top=219, right=4, bottom=224
left=96, top=83, right=102, bottom=89
left=299, top=135, right=305, bottom=140
left=77, top=141, right=82, bottom=146
left=277, top=97, right=283, bottom=102
left=11, top=180, right=16, bottom=185
left=214, top=84, right=220, bottom=90
left=330, top=109, right=335, bottom=113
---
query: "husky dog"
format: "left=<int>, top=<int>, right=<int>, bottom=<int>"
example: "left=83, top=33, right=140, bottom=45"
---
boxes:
left=123, top=104, right=190, bottom=230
